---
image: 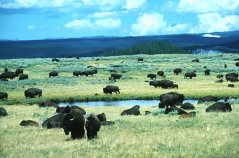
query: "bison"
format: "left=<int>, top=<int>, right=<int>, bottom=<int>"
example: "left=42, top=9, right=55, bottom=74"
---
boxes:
left=174, top=68, right=182, bottom=75
left=24, top=88, right=42, bottom=98
left=111, top=73, right=122, bottom=79
left=206, top=102, right=232, bottom=112
left=42, top=114, right=65, bottom=129
left=0, top=71, right=17, bottom=80
left=56, top=105, right=86, bottom=115
left=204, top=69, right=210, bottom=75
left=147, top=74, right=156, bottom=80
left=158, top=92, right=184, bottom=108
left=228, top=84, right=235, bottom=88
left=49, top=71, right=58, bottom=77
left=19, top=74, right=28, bottom=80
left=184, top=71, right=196, bottom=79
left=198, top=96, right=218, bottom=104
left=236, top=62, right=239, bottom=67
left=85, top=114, right=101, bottom=139
left=0, top=92, right=8, bottom=100
left=15, top=68, right=23, bottom=76
left=225, top=73, right=238, bottom=82
left=0, top=107, right=8, bottom=117
left=121, top=105, right=140, bottom=116
left=157, top=71, right=165, bottom=77
left=20, top=120, right=39, bottom=127
left=103, top=85, right=120, bottom=94
left=63, top=109, right=85, bottom=139
left=180, top=103, right=195, bottom=110
left=217, top=74, right=223, bottom=79
left=164, top=107, right=187, bottom=115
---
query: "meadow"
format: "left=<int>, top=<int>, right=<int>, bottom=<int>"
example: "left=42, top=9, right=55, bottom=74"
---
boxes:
left=0, top=54, right=239, bottom=105
left=1, top=54, right=239, bottom=158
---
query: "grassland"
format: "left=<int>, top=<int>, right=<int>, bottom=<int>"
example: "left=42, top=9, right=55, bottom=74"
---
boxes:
left=0, top=54, right=239, bottom=105
left=0, top=104, right=239, bottom=158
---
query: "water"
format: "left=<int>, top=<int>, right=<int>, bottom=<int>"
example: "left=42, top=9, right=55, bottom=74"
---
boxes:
left=59, top=99, right=199, bottom=107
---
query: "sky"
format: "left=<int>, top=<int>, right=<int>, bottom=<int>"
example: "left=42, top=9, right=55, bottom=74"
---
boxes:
left=0, top=0, right=239, bottom=40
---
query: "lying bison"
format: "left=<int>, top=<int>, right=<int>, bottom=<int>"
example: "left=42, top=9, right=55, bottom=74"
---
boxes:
left=137, top=58, right=143, bottom=62
left=42, top=114, right=65, bottom=129
left=206, top=102, right=232, bottom=112
left=179, top=112, right=196, bottom=119
left=0, top=92, right=8, bottom=100
left=52, top=58, right=60, bottom=62
left=85, top=114, right=101, bottom=139
left=147, top=74, right=156, bottom=80
left=20, top=120, right=39, bottom=127
left=228, top=84, right=235, bottom=88
left=198, top=96, right=218, bottom=104
left=103, top=85, right=120, bottom=94
left=217, top=74, right=223, bottom=79
left=225, top=73, right=238, bottom=82
left=192, top=59, right=199, bottom=62
left=111, top=73, right=122, bottom=79
left=180, top=103, right=195, bottom=110
left=63, top=109, right=85, bottom=139
left=0, top=107, right=8, bottom=117
left=49, top=71, right=58, bottom=77
left=19, top=74, right=28, bottom=80
left=164, top=107, right=187, bottom=115
left=174, top=68, right=182, bottom=75
left=38, top=101, right=59, bottom=108
left=25, top=88, right=42, bottom=98
left=121, top=105, right=140, bottom=116
left=184, top=71, right=196, bottom=79
left=158, top=92, right=184, bottom=108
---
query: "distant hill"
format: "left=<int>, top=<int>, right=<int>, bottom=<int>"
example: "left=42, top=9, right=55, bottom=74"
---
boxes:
left=0, top=30, right=239, bottom=59
left=101, top=41, right=188, bottom=56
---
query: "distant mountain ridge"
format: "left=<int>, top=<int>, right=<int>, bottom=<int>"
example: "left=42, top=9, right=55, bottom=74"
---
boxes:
left=0, top=30, right=239, bottom=59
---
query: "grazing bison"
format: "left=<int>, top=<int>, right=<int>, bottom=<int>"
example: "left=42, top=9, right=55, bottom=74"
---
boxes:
left=147, top=74, right=156, bottom=80
left=19, top=74, right=28, bottom=80
left=236, top=62, right=239, bottom=67
left=160, top=80, right=178, bottom=89
left=103, top=85, right=120, bottom=94
left=96, top=113, right=115, bottom=125
left=149, top=80, right=160, bottom=88
left=24, top=88, right=42, bottom=98
left=0, top=92, right=8, bottom=100
left=192, top=59, right=199, bottom=62
left=73, top=71, right=81, bottom=77
left=198, top=96, right=218, bottom=104
left=56, top=105, right=86, bottom=115
left=157, top=71, right=165, bottom=77
left=217, top=74, right=223, bottom=79
left=63, top=109, right=85, bottom=139
left=224, top=64, right=227, bottom=68
left=97, top=113, right=106, bottom=122
left=15, top=69, right=23, bottom=76
left=42, top=114, right=65, bottom=129
left=52, top=58, right=60, bottom=62
left=49, top=71, right=58, bottom=77
left=164, top=107, right=187, bottom=115
left=0, top=71, right=17, bottom=80
left=38, top=101, right=59, bottom=108
left=111, top=73, right=122, bottom=79
left=225, top=73, right=238, bottom=81
left=180, top=103, right=195, bottom=110
left=121, top=105, right=140, bottom=116
left=83, top=69, right=98, bottom=76
left=204, top=69, right=210, bottom=75
left=145, top=111, right=151, bottom=115
left=174, top=68, right=182, bottom=75
left=179, top=112, right=196, bottom=119
left=0, top=107, right=8, bottom=117
left=203, top=66, right=207, bottom=69
left=85, top=114, right=101, bottom=139
left=206, top=102, right=232, bottom=112
left=184, top=71, right=196, bottom=79
left=158, top=92, right=184, bottom=108
left=20, top=120, right=39, bottom=127
left=228, top=84, right=235, bottom=88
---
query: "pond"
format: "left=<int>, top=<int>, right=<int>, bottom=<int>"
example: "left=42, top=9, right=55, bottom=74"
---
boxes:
left=59, top=99, right=199, bottom=107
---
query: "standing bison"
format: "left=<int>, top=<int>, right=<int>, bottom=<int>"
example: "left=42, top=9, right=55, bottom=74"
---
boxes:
left=184, top=71, right=196, bottom=79
left=121, top=105, right=141, bottom=116
left=103, top=85, right=120, bottom=94
left=0, top=71, right=17, bottom=80
left=15, top=69, right=23, bottom=76
left=174, top=68, right=182, bottom=75
left=236, top=62, right=239, bottom=67
left=0, top=107, right=8, bottom=117
left=0, top=92, right=8, bottom=100
left=147, top=74, right=156, bottom=80
left=63, top=109, right=85, bottom=139
left=49, top=71, right=58, bottom=77
left=157, top=71, right=165, bottom=77
left=24, top=88, right=42, bottom=98
left=225, top=73, right=238, bottom=81
left=158, top=92, right=184, bottom=108
left=111, top=73, right=122, bottom=79
left=85, top=114, right=101, bottom=139
left=204, top=69, right=210, bottom=75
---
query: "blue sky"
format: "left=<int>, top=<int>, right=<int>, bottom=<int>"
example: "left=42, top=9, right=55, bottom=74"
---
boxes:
left=0, top=0, right=239, bottom=40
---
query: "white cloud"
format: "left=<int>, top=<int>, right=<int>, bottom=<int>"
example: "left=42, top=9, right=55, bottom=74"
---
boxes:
left=64, top=19, right=93, bottom=30
left=65, top=18, right=121, bottom=30
left=190, top=13, right=239, bottom=33
left=131, top=13, right=189, bottom=36
left=177, top=0, right=239, bottom=13
left=95, top=18, right=121, bottom=28
left=92, top=11, right=117, bottom=18
left=27, top=25, right=36, bottom=30
left=124, top=0, right=146, bottom=10
left=202, top=34, right=221, bottom=38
